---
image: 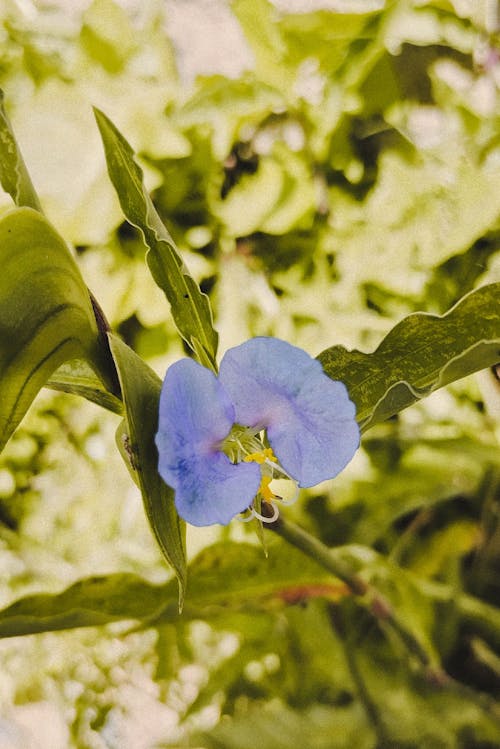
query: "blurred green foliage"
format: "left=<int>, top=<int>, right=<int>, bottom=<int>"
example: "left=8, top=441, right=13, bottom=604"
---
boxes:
left=0, top=0, right=499, bottom=747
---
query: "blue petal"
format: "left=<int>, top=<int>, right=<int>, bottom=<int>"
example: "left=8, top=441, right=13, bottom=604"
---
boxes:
left=219, top=337, right=360, bottom=487
left=155, top=358, right=260, bottom=526
left=173, top=452, right=261, bottom=527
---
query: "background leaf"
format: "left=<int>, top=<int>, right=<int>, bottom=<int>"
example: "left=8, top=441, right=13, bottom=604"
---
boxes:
left=0, top=207, right=113, bottom=451
left=0, top=538, right=498, bottom=652
left=0, top=539, right=336, bottom=637
left=94, top=107, right=219, bottom=369
left=0, top=3, right=499, bottom=745
left=318, top=283, right=500, bottom=431
left=107, top=333, right=187, bottom=605
left=0, top=90, right=41, bottom=212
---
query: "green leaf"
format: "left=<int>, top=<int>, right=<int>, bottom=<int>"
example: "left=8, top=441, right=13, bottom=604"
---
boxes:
left=0, top=539, right=334, bottom=637
left=318, top=283, right=500, bottom=431
left=107, top=333, right=186, bottom=605
left=232, top=0, right=291, bottom=91
left=47, top=359, right=123, bottom=415
left=94, top=107, right=218, bottom=369
left=80, top=0, right=136, bottom=73
left=216, top=146, right=316, bottom=237
left=0, top=573, right=169, bottom=638
left=281, top=7, right=382, bottom=80
left=0, top=90, right=42, bottom=211
left=0, top=539, right=499, bottom=659
left=332, top=148, right=500, bottom=290
left=200, top=702, right=374, bottom=749
left=0, top=207, right=114, bottom=451
left=216, top=157, right=284, bottom=237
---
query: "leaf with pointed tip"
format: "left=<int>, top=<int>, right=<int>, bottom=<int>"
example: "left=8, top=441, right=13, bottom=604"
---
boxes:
left=94, top=107, right=218, bottom=369
left=0, top=573, right=171, bottom=638
left=318, top=283, right=500, bottom=431
left=0, top=541, right=498, bottom=653
left=0, top=207, right=114, bottom=451
left=0, top=90, right=41, bottom=212
left=108, top=333, right=186, bottom=606
left=0, top=539, right=334, bottom=637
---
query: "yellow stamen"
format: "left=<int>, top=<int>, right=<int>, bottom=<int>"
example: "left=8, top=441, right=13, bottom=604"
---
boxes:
left=244, top=447, right=277, bottom=464
left=259, top=475, right=275, bottom=502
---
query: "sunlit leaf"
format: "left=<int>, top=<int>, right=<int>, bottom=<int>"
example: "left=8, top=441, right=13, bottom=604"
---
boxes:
left=217, top=145, right=316, bottom=237
left=216, top=157, right=284, bottom=237
left=260, top=146, right=316, bottom=234
left=0, top=90, right=41, bottom=211
left=332, top=147, right=500, bottom=296
left=0, top=207, right=114, bottom=451
left=94, top=107, right=218, bottom=369
left=232, top=0, right=291, bottom=91
left=281, top=7, right=383, bottom=80
left=318, top=283, right=500, bottom=431
left=176, top=74, right=283, bottom=160
left=108, top=333, right=186, bottom=605
left=80, top=0, right=136, bottom=73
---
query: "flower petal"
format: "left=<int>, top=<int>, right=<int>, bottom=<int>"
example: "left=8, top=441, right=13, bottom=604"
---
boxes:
left=219, top=337, right=360, bottom=487
left=173, top=452, right=261, bottom=526
left=155, top=358, right=260, bottom=525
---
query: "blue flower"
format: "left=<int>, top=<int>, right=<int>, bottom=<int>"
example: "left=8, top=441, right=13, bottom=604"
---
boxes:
left=155, top=337, right=360, bottom=527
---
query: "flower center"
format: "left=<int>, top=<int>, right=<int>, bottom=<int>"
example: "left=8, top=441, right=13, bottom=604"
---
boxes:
left=220, top=425, right=298, bottom=522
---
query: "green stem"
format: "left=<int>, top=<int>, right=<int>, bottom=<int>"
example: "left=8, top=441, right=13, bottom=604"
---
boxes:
left=329, top=604, right=390, bottom=745
left=263, top=508, right=368, bottom=595
left=264, top=508, right=431, bottom=667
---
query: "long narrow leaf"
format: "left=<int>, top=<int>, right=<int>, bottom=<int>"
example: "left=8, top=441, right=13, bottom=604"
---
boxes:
left=94, top=108, right=218, bottom=369
left=108, top=333, right=187, bottom=606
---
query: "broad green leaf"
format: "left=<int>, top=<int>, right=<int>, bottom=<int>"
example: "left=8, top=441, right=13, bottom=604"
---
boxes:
left=0, top=538, right=499, bottom=662
left=94, top=107, right=218, bottom=369
left=318, top=283, right=500, bottom=431
left=0, top=573, right=168, bottom=637
left=0, top=90, right=41, bottom=211
left=107, top=333, right=186, bottom=605
left=0, top=539, right=336, bottom=637
left=0, top=207, right=114, bottom=451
